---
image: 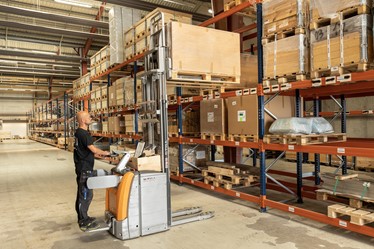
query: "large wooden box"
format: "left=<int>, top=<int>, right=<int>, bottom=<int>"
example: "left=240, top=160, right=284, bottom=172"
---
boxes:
left=264, top=34, right=309, bottom=79
left=240, top=53, right=258, bottom=88
left=167, top=22, right=241, bottom=84
left=128, top=155, right=161, bottom=171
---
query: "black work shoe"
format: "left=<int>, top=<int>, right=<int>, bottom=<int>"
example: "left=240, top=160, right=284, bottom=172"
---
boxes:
left=85, top=221, right=100, bottom=231
left=87, top=216, right=96, bottom=223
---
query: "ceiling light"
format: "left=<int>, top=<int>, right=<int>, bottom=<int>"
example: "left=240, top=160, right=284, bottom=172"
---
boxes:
left=208, top=9, right=213, bottom=14
left=54, top=0, right=92, bottom=8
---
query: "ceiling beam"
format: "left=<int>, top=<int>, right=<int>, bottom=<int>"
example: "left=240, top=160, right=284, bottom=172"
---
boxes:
left=0, top=20, right=109, bottom=41
left=0, top=4, right=109, bottom=29
left=0, top=34, right=106, bottom=50
left=100, top=0, right=211, bottom=22
left=0, top=65, right=79, bottom=74
left=0, top=48, right=88, bottom=62
left=0, top=57, right=80, bottom=67
left=0, top=70, right=79, bottom=79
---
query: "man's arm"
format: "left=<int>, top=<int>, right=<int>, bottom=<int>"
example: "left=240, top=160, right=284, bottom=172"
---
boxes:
left=88, top=145, right=111, bottom=156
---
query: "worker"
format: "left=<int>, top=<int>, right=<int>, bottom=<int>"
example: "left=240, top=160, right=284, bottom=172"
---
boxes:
left=74, top=111, right=110, bottom=231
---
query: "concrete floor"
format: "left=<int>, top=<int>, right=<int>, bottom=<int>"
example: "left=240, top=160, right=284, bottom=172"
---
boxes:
left=1, top=140, right=373, bottom=249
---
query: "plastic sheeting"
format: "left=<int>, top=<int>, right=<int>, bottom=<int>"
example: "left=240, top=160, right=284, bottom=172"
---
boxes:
left=269, top=117, right=334, bottom=134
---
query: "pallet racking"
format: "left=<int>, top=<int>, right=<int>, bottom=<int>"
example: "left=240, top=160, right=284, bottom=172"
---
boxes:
left=169, top=1, right=374, bottom=237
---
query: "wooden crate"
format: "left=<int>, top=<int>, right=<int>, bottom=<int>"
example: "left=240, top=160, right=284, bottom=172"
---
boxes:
left=263, top=34, right=309, bottom=81
left=135, top=37, right=148, bottom=55
left=124, top=28, right=135, bottom=47
left=264, top=15, right=307, bottom=37
left=128, top=155, right=161, bottom=171
left=311, top=15, right=373, bottom=77
left=134, top=19, right=146, bottom=41
left=263, top=0, right=308, bottom=24
left=167, top=22, right=240, bottom=84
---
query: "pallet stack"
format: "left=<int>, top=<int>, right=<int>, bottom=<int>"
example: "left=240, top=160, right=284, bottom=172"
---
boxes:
left=262, top=0, right=310, bottom=85
left=124, top=8, right=192, bottom=60
left=90, top=45, right=110, bottom=78
left=123, top=114, right=143, bottom=133
left=310, top=0, right=373, bottom=78
left=73, top=74, right=90, bottom=99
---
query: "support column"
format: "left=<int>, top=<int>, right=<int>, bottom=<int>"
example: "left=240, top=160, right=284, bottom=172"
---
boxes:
left=296, top=89, right=303, bottom=203
left=341, top=95, right=347, bottom=175
left=177, top=87, right=183, bottom=177
left=313, top=97, right=320, bottom=185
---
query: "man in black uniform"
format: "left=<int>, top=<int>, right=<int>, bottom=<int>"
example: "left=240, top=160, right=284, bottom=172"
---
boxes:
left=74, top=111, right=110, bottom=231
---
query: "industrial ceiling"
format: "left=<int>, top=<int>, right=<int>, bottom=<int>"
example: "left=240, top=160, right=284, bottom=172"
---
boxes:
left=0, top=0, right=212, bottom=93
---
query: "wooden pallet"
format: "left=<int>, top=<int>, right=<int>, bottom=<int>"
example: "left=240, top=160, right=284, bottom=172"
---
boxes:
left=202, top=165, right=257, bottom=190
left=310, top=16, right=339, bottom=30
left=262, top=27, right=306, bottom=44
left=201, top=133, right=225, bottom=141
left=264, top=133, right=346, bottom=145
left=224, top=0, right=255, bottom=17
left=227, top=134, right=258, bottom=142
left=328, top=204, right=374, bottom=226
left=312, top=63, right=370, bottom=79
left=263, top=73, right=308, bottom=85
left=170, top=70, right=240, bottom=84
left=339, top=4, right=371, bottom=21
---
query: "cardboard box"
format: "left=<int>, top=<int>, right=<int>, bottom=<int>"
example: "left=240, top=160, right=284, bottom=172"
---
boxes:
left=128, top=155, right=161, bottom=171
left=108, top=86, right=116, bottom=107
left=226, top=95, right=295, bottom=136
left=108, top=116, right=125, bottom=134
left=240, top=53, right=258, bottom=88
left=200, top=99, right=226, bottom=134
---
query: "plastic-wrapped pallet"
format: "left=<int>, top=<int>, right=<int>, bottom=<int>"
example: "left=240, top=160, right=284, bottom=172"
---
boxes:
left=263, top=34, right=309, bottom=81
left=309, top=117, right=334, bottom=134
left=269, top=117, right=313, bottom=134
left=311, top=14, right=373, bottom=76
left=310, top=0, right=372, bottom=23
left=263, top=0, right=308, bottom=37
left=109, top=6, right=124, bottom=65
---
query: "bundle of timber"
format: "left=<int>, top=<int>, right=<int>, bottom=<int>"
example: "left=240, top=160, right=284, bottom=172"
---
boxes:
left=263, top=0, right=309, bottom=38
left=320, top=172, right=374, bottom=203
left=202, top=161, right=258, bottom=190
left=311, top=14, right=373, bottom=78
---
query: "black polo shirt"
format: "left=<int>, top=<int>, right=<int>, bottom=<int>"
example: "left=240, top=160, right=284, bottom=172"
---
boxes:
left=74, top=128, right=94, bottom=172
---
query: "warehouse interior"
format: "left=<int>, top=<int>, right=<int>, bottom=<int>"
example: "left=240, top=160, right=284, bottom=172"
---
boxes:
left=1, top=0, right=374, bottom=248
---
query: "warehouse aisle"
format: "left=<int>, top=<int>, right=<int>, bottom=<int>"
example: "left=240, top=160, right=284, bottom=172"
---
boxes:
left=0, top=140, right=373, bottom=249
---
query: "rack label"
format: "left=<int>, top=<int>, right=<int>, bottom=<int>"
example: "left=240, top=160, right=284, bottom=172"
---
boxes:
left=339, top=220, right=347, bottom=227
left=236, top=192, right=240, bottom=197
left=235, top=142, right=239, bottom=146
left=288, top=207, right=295, bottom=213
left=191, top=180, right=194, bottom=184
left=210, top=186, right=215, bottom=190
left=337, top=148, right=345, bottom=154
left=288, top=145, right=295, bottom=150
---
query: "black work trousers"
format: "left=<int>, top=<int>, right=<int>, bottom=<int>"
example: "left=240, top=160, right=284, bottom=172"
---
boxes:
left=75, top=170, right=94, bottom=223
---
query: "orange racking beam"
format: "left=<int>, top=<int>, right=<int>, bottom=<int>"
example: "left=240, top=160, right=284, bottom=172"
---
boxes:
left=265, top=199, right=374, bottom=237
left=199, top=1, right=255, bottom=27
left=233, top=23, right=257, bottom=33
